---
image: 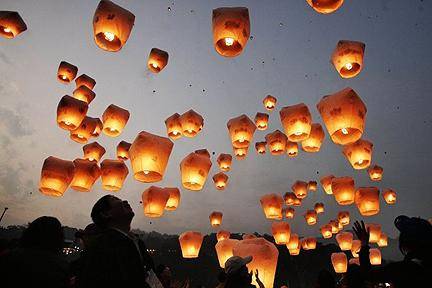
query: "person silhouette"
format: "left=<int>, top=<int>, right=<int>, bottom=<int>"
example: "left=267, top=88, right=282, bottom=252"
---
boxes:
left=223, top=256, right=264, bottom=288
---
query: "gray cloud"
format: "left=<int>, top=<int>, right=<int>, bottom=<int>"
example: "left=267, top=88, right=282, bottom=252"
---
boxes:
left=0, top=106, right=34, bottom=137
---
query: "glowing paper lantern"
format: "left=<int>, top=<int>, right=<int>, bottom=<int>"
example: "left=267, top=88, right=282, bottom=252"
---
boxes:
left=304, top=210, right=318, bottom=225
left=366, top=223, right=381, bottom=243
left=83, top=142, right=106, bottom=162
left=100, top=159, right=128, bottom=191
left=212, top=172, right=229, bottom=190
left=332, top=40, right=365, bottom=79
left=147, top=48, right=169, bottom=73
left=271, top=222, right=291, bottom=245
left=351, top=240, right=361, bottom=257
left=369, top=248, right=382, bottom=265
left=39, top=156, right=75, bottom=197
left=292, top=197, right=302, bottom=207
left=254, top=112, right=269, bottom=131
left=308, top=181, right=318, bottom=192
left=287, top=234, right=299, bottom=250
left=280, top=103, right=312, bottom=142
left=179, top=109, right=204, bottom=137
left=263, top=95, right=277, bottom=111
left=329, top=220, right=340, bottom=234
left=301, top=123, right=325, bottom=152
left=0, top=11, right=27, bottom=39
left=320, top=224, right=332, bottom=239
left=355, top=187, right=380, bottom=216
left=368, top=165, right=383, bottom=181
left=75, top=74, right=96, bottom=90
left=73, top=85, right=96, bottom=104
left=255, top=141, right=267, bottom=154
left=286, top=141, right=298, bottom=157
left=320, top=175, right=335, bottom=195
left=265, top=130, right=287, bottom=155
left=337, top=211, right=350, bottom=226
left=129, top=131, right=174, bottom=182
left=314, top=202, right=325, bottom=214
left=285, top=207, right=295, bottom=219
left=382, top=188, right=396, bottom=204
left=331, top=176, right=355, bottom=205
left=102, top=104, right=130, bottom=137
left=331, top=252, right=347, bottom=273
left=215, top=239, right=239, bottom=268
left=212, top=7, right=250, bottom=57
left=317, top=87, right=367, bottom=145
left=179, top=231, right=203, bottom=258
left=233, top=147, right=248, bottom=160
left=260, top=194, right=283, bottom=220
left=217, top=230, right=231, bottom=242
left=342, top=139, right=373, bottom=170
left=289, top=248, right=300, bottom=256
left=57, top=95, right=88, bottom=131
left=116, top=141, right=131, bottom=160
left=292, top=181, right=308, bottom=199
left=301, top=237, right=317, bottom=250
left=165, top=113, right=182, bottom=140
left=336, top=232, right=353, bottom=251
left=227, top=114, right=256, bottom=148
left=164, top=187, right=180, bottom=211
left=57, top=61, right=78, bottom=84
left=209, top=211, right=223, bottom=227
left=306, top=0, right=344, bottom=14
left=142, top=186, right=170, bottom=218
left=93, top=0, right=135, bottom=52
left=91, top=118, right=103, bottom=137
left=70, top=116, right=99, bottom=144
left=70, top=159, right=100, bottom=192
left=217, top=153, right=232, bottom=171
left=180, top=151, right=212, bottom=191
left=284, top=192, right=296, bottom=206
left=378, top=233, right=388, bottom=247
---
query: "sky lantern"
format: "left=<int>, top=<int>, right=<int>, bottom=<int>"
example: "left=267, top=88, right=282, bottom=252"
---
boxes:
left=292, top=197, right=302, bottom=207
left=164, top=187, right=181, bottom=211
left=382, top=188, right=397, bottom=204
left=70, top=159, right=100, bottom=192
left=304, top=210, right=318, bottom=225
left=180, top=150, right=212, bottom=191
left=147, top=48, right=169, bottom=73
left=265, top=130, right=287, bottom=155
left=233, top=147, right=248, bottom=160
left=378, top=233, right=388, bottom=247
left=289, top=248, right=300, bottom=256
left=100, top=159, right=128, bottom=191
left=320, top=224, right=332, bottom=239
left=255, top=142, right=267, bottom=154
left=301, top=123, right=325, bottom=152
left=93, top=0, right=135, bottom=52
left=129, top=131, right=174, bottom=183
left=279, top=103, right=312, bottom=142
left=337, top=211, right=350, bottom=226
left=75, top=74, right=96, bottom=90
left=329, top=220, right=340, bottom=234
left=271, top=222, right=291, bottom=245
left=217, top=230, right=231, bottom=242
left=56, top=95, right=88, bottom=131
left=286, top=141, right=298, bottom=157
left=342, top=139, right=373, bottom=170
left=285, top=207, right=295, bottom=219
left=179, top=109, right=204, bottom=137
left=212, top=7, right=250, bottom=57
left=308, top=181, right=318, bottom=192
left=287, top=233, right=299, bottom=250
left=179, top=231, right=203, bottom=258
left=260, top=194, right=283, bottom=220
left=164, top=113, right=182, bottom=140
left=212, top=172, right=229, bottom=190
left=366, top=223, right=382, bottom=243
left=70, top=116, right=99, bottom=144
left=102, top=104, right=130, bottom=137
left=215, top=239, right=239, bottom=268
left=57, top=61, right=78, bottom=84
left=314, top=202, right=325, bottom=214
left=142, top=186, right=170, bottom=218
left=306, top=0, right=344, bottom=14
left=217, top=153, right=232, bottom=172
left=292, top=181, right=308, bottom=199
left=233, top=237, right=279, bottom=288
left=227, top=114, right=256, bottom=148
left=368, top=165, right=383, bottom=181
left=73, top=85, right=96, bottom=104
left=284, top=192, right=297, bottom=206
left=83, top=142, right=106, bottom=162
left=369, top=248, right=382, bottom=265
left=116, top=141, right=131, bottom=160
left=355, top=187, right=380, bottom=216
left=336, top=232, right=353, bottom=251
left=317, top=87, right=367, bottom=146
left=210, top=211, right=223, bottom=227
left=331, top=252, right=347, bottom=273
left=263, top=95, right=277, bottom=111
left=39, top=156, right=75, bottom=197
left=320, top=174, right=335, bottom=195
left=301, top=237, right=317, bottom=250
left=0, top=11, right=26, bottom=39
left=91, top=118, right=103, bottom=137
left=351, top=240, right=361, bottom=258
left=331, top=176, right=355, bottom=205
left=332, top=40, right=365, bottom=79
left=254, top=112, right=269, bottom=130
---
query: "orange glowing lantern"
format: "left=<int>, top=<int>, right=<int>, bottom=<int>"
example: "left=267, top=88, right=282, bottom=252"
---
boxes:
left=179, top=109, right=204, bottom=137
left=93, top=0, right=135, bottom=52
left=180, top=151, right=212, bottom=191
left=260, top=194, right=283, bottom=219
left=271, top=222, right=291, bottom=245
left=227, top=114, right=256, bottom=148
left=286, top=141, right=299, bottom=157
left=73, top=85, right=96, bottom=104
left=70, top=159, right=100, bottom=192
left=382, top=188, right=396, bottom=204
left=308, top=181, right=318, bottom=192
left=320, top=224, right=332, bottom=239
left=366, top=223, right=381, bottom=243
left=280, top=103, right=312, bottom=142
left=215, top=239, right=239, bottom=268
left=336, top=232, right=353, bottom=251
left=179, top=231, right=203, bottom=258
left=301, top=237, right=317, bottom=250
left=0, top=11, right=27, bottom=39
left=342, top=139, right=373, bottom=170
left=102, top=104, right=130, bottom=137
left=83, top=142, right=106, bottom=162
left=265, top=130, right=287, bottom=155
left=289, top=248, right=300, bottom=256
left=284, top=192, right=297, bottom=206
left=147, top=48, right=169, bottom=73
left=331, top=252, right=347, bottom=273
left=263, top=95, right=277, bottom=111
left=292, top=197, right=302, bottom=207
left=331, top=176, right=355, bottom=205
left=217, top=230, right=231, bottom=242
left=351, top=240, right=361, bottom=258
left=70, top=116, right=99, bottom=144
left=332, top=40, right=365, bottom=79
left=57, top=95, right=88, bottom=131
left=301, top=123, right=325, bottom=152
left=337, top=211, right=350, bottom=226
left=75, top=74, right=96, bottom=90
left=355, top=187, right=380, bottom=216
left=212, top=172, right=229, bottom=190
left=91, top=118, right=103, bottom=137
left=287, top=233, right=299, bottom=250
left=100, top=159, right=128, bottom=191
left=254, top=112, right=269, bottom=130
left=39, top=156, right=75, bottom=197
left=304, top=210, right=318, bottom=225
left=255, top=141, right=267, bottom=154
left=217, top=153, right=232, bottom=172
left=142, top=186, right=170, bottom=218
left=314, top=202, right=325, bottom=214
left=378, top=233, right=388, bottom=247
left=285, top=207, right=295, bottom=219
left=320, top=174, right=335, bottom=195
left=292, top=181, right=308, bottom=199
left=369, top=248, right=382, bottom=265
left=164, top=113, right=182, bottom=140
left=306, top=0, right=344, bottom=14
left=233, top=147, right=248, bottom=160
left=116, top=141, right=131, bottom=160
left=329, top=220, right=340, bottom=234
left=57, top=61, right=78, bottom=84
left=162, top=187, right=181, bottom=211
left=368, top=165, right=383, bottom=181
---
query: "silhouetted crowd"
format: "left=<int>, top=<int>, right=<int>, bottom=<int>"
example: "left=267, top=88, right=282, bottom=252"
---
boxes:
left=0, top=195, right=431, bottom=288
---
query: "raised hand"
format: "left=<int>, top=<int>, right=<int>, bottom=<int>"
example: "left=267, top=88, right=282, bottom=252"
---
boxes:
left=353, top=220, right=370, bottom=246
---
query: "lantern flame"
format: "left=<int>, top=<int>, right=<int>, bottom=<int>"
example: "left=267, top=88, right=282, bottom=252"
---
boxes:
left=345, top=63, right=353, bottom=70
left=341, top=128, right=348, bottom=135
left=225, top=37, right=234, bottom=46
left=103, top=31, right=115, bottom=41
left=4, top=27, right=11, bottom=33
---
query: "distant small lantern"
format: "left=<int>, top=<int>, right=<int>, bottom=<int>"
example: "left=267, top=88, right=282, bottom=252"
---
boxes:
left=116, top=141, right=131, bottom=160
left=317, top=87, right=367, bottom=145
left=342, top=139, right=373, bottom=170
left=93, top=0, right=135, bottom=52
left=271, top=222, right=291, bottom=245
left=292, top=197, right=302, bottom=207
left=254, top=112, right=269, bottom=130
left=301, top=237, right=317, bottom=250
left=217, top=153, right=232, bottom=171
left=355, top=187, right=380, bottom=216
left=75, top=74, right=96, bottom=90
left=314, top=202, right=325, bottom=214
left=336, top=232, right=353, bottom=251
left=213, top=172, right=229, bottom=190
left=57, top=61, right=78, bottom=84
left=337, top=211, right=350, bottom=226
left=287, top=233, right=299, bottom=250
left=164, top=187, right=181, bottom=211
left=57, top=95, right=88, bottom=131
left=320, top=224, right=332, bottom=239
left=39, top=156, right=75, bottom=197
left=70, top=159, right=100, bottom=192
left=73, top=85, right=96, bottom=104
left=331, top=176, right=355, bottom=205
left=70, top=116, right=99, bottom=144
left=351, top=240, right=361, bottom=258
left=366, top=223, right=381, bottom=243
left=0, top=11, right=27, bottom=39
left=255, top=142, right=267, bottom=154
left=285, top=207, right=295, bottom=219
left=329, top=220, right=340, bottom=234
left=265, top=130, right=287, bottom=155
left=284, top=192, right=297, bottom=206
left=304, top=210, right=318, bottom=225
left=382, top=188, right=396, bottom=204
left=100, top=159, right=128, bottom=191
left=215, top=239, right=239, bottom=268
left=148, top=48, right=169, bottom=73
left=320, top=175, right=335, bottom=195
left=83, top=142, right=106, bottom=162
left=227, top=114, right=256, bottom=149
left=301, top=123, right=325, bottom=152
left=233, top=147, right=248, bottom=160
left=331, top=252, right=347, bottom=273
left=332, top=40, right=365, bottom=79
left=260, top=194, right=283, bottom=220
left=377, top=233, right=388, bottom=247
left=179, top=231, right=203, bottom=258
left=368, top=165, right=383, bottom=181
left=212, top=7, right=250, bottom=57
left=102, top=104, right=130, bottom=137
left=286, top=141, right=299, bottom=157
left=369, top=248, right=382, bottom=265
left=306, top=0, right=344, bottom=14
left=180, top=150, right=212, bottom=191
left=308, top=181, right=318, bottom=192
left=165, top=113, right=183, bottom=140
left=279, top=103, right=312, bottom=142
left=217, top=230, right=231, bottom=242
left=179, top=109, right=204, bottom=137
left=263, top=95, right=277, bottom=111
left=292, top=181, right=308, bottom=199
left=129, top=131, right=174, bottom=183
left=142, top=186, right=170, bottom=218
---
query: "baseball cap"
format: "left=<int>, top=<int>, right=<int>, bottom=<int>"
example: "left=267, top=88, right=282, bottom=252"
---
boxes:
left=224, top=255, right=253, bottom=275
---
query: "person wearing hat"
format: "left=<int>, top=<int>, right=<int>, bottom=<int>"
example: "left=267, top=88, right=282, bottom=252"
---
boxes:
left=353, top=216, right=432, bottom=288
left=223, top=255, right=265, bottom=288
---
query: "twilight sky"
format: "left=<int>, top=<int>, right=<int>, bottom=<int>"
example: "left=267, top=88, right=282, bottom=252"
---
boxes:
left=0, top=0, right=431, bottom=238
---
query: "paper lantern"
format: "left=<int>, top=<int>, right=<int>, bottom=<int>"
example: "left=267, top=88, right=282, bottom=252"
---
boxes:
left=73, top=85, right=96, bottom=104
left=179, top=231, right=203, bottom=258
left=368, top=165, right=383, bottom=181
left=292, top=181, right=308, bottom=199
left=260, top=194, right=283, bottom=219
left=260, top=95, right=277, bottom=112
left=75, top=74, right=96, bottom=90
left=217, top=153, right=232, bottom=172
left=349, top=258, right=360, bottom=266
left=255, top=141, right=267, bottom=154
left=331, top=176, right=355, bottom=205
left=215, top=239, right=239, bottom=268
left=83, top=142, right=106, bottom=162
left=301, top=123, right=325, bottom=152
left=320, top=224, right=332, bottom=239
left=100, top=159, right=128, bottom=191
left=102, top=104, right=130, bottom=137
left=301, top=237, right=317, bottom=250
left=271, top=222, right=291, bottom=245
left=314, top=202, right=325, bottom=214
left=308, top=181, right=318, bottom=192
left=284, top=192, right=297, bottom=206
left=39, top=156, right=75, bottom=197
left=286, top=141, right=298, bottom=157
left=212, top=172, right=229, bottom=190
left=287, top=234, right=299, bottom=250
left=351, top=240, right=361, bottom=258
left=93, top=0, right=135, bottom=52
left=91, top=118, right=103, bottom=137
left=317, top=88, right=367, bottom=145
left=217, top=230, right=231, bottom=242
left=142, top=186, right=170, bottom=218
left=265, top=130, right=287, bottom=155
left=342, top=139, right=373, bottom=170
left=292, top=197, right=302, bottom=207
left=57, top=95, right=88, bottom=131
left=382, top=188, right=396, bottom=204
left=369, top=248, right=382, bottom=265
left=329, top=220, right=340, bottom=234
left=254, top=112, right=269, bottom=130
left=306, top=0, right=344, bottom=14
left=332, top=40, right=365, bottom=79
left=70, top=159, right=100, bottom=192
left=148, top=48, right=169, bottom=73
left=227, top=114, right=256, bottom=148
left=378, top=233, right=388, bottom=247
left=116, top=141, right=131, bottom=160
left=209, top=211, right=223, bottom=227
left=212, top=7, right=250, bottom=57
left=129, top=131, right=174, bottom=183
left=289, top=248, right=300, bottom=256
left=233, top=237, right=279, bottom=288
left=233, top=147, right=248, bottom=160
left=355, top=187, right=380, bottom=216
left=180, top=151, right=212, bottom=191
left=304, top=210, right=318, bottom=225
left=336, top=232, right=353, bottom=251
left=285, top=207, right=295, bottom=219
left=179, top=109, right=204, bottom=137
left=165, top=113, right=182, bottom=140
left=164, top=187, right=181, bottom=211
left=279, top=103, right=312, bottom=142
left=320, top=174, right=335, bottom=195
left=70, top=116, right=99, bottom=144
left=0, top=11, right=27, bottom=39
left=337, top=211, right=350, bottom=226
left=366, top=223, right=381, bottom=243
left=331, top=252, right=347, bottom=273
left=57, top=61, right=78, bottom=83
